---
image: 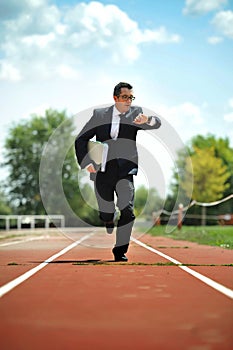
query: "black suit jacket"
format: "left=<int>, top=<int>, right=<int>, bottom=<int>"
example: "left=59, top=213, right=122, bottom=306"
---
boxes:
left=75, top=105, right=161, bottom=178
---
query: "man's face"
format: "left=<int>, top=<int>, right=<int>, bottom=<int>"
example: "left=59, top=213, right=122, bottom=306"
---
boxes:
left=114, top=87, right=135, bottom=113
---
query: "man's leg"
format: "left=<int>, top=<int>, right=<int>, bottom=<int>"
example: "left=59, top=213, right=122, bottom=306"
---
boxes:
left=94, top=172, right=116, bottom=231
left=114, top=176, right=135, bottom=256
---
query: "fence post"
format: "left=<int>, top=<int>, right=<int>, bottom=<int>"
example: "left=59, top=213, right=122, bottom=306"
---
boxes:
left=201, top=206, right=206, bottom=226
left=60, top=216, right=65, bottom=228
left=31, top=217, right=35, bottom=230
left=6, top=217, right=10, bottom=231
left=45, top=217, right=50, bottom=229
left=17, top=216, right=22, bottom=230
left=152, top=212, right=160, bottom=226
left=178, top=203, right=183, bottom=230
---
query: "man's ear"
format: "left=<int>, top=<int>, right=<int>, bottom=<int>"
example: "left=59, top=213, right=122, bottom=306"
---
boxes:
left=113, top=96, right=118, bottom=102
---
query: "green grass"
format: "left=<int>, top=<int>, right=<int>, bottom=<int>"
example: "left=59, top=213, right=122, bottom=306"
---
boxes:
left=147, top=225, right=233, bottom=249
left=72, top=261, right=233, bottom=266
left=0, top=233, right=28, bottom=241
left=7, top=262, right=19, bottom=265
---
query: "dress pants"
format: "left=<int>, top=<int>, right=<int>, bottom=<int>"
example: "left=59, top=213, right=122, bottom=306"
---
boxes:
left=94, top=160, right=135, bottom=251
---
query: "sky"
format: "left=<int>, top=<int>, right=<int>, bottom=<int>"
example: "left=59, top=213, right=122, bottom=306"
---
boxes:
left=1, top=0, right=233, bottom=198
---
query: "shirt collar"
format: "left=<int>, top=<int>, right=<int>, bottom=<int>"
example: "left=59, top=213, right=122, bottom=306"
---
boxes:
left=113, top=105, right=125, bottom=117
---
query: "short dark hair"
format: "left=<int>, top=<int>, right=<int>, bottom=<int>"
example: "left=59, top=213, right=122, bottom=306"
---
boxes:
left=113, top=82, right=133, bottom=97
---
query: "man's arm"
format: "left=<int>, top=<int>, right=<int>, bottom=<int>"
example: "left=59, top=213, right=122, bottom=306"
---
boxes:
left=133, top=113, right=161, bottom=129
left=74, top=113, right=97, bottom=169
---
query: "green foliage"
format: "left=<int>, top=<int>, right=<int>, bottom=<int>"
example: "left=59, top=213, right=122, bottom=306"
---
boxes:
left=182, top=147, right=230, bottom=202
left=134, top=185, right=164, bottom=218
left=76, top=184, right=101, bottom=225
left=3, top=119, right=233, bottom=228
left=2, top=109, right=100, bottom=226
left=148, top=225, right=233, bottom=249
left=0, top=190, right=12, bottom=215
left=3, top=109, right=69, bottom=214
left=190, top=134, right=233, bottom=198
left=167, top=134, right=233, bottom=215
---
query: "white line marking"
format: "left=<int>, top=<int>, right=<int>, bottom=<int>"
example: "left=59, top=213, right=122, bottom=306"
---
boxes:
left=131, top=237, right=233, bottom=300
left=0, top=236, right=50, bottom=247
left=0, top=232, right=93, bottom=298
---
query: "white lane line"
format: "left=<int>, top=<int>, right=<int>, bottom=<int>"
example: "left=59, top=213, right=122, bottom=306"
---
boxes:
left=0, top=236, right=50, bottom=247
left=131, top=237, right=233, bottom=300
left=0, top=232, right=94, bottom=298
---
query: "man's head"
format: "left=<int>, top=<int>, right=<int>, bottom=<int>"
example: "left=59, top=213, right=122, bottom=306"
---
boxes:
left=113, top=82, right=135, bottom=113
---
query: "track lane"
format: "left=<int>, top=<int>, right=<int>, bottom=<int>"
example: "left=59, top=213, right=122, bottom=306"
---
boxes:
left=139, top=234, right=233, bottom=291
left=132, top=237, right=233, bottom=299
left=0, top=232, right=95, bottom=296
left=0, top=231, right=232, bottom=349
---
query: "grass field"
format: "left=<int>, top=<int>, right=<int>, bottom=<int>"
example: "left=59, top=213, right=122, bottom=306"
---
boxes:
left=1, top=225, right=233, bottom=250
left=147, top=225, right=233, bottom=249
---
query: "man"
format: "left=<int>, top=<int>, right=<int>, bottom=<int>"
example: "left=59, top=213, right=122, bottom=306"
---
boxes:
left=75, top=82, right=161, bottom=262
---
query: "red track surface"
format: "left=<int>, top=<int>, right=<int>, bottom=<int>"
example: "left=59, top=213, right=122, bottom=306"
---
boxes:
left=0, top=229, right=232, bottom=350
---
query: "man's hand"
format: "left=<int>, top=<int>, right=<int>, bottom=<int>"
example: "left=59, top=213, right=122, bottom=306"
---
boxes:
left=133, top=113, right=148, bottom=125
left=86, top=164, right=97, bottom=173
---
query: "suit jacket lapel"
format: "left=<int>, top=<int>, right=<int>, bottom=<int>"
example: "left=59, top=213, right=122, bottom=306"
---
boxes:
left=124, top=107, right=141, bottom=122
left=102, top=105, right=114, bottom=140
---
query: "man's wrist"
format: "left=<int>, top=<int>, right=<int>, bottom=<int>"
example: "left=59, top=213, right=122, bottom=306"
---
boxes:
left=85, top=162, right=93, bottom=169
left=146, top=116, right=156, bottom=126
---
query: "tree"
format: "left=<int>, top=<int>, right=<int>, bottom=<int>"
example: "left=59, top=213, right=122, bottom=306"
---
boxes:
left=134, top=185, right=164, bottom=218
left=167, top=134, right=233, bottom=225
left=0, top=190, right=12, bottom=215
left=4, top=109, right=99, bottom=225
left=191, top=134, right=233, bottom=198
left=2, top=109, right=100, bottom=226
left=182, top=147, right=230, bottom=202
left=3, top=109, right=72, bottom=214
left=181, top=147, right=230, bottom=225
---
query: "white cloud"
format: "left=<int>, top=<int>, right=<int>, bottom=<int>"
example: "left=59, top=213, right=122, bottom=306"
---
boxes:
left=0, top=1, right=181, bottom=81
left=224, top=112, right=233, bottom=122
left=21, top=33, right=55, bottom=48
left=56, top=64, right=80, bottom=80
left=0, top=0, right=47, bottom=20
left=157, top=102, right=204, bottom=126
left=211, top=10, right=233, bottom=39
left=154, top=102, right=208, bottom=143
left=224, top=98, right=233, bottom=122
left=26, top=103, right=50, bottom=118
left=136, top=27, right=181, bottom=44
left=0, top=61, right=21, bottom=81
left=183, top=0, right=227, bottom=15
left=229, top=98, right=233, bottom=108
left=207, top=36, right=223, bottom=44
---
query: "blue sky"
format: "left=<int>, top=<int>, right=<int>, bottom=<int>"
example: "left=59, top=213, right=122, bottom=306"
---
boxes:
left=1, top=0, right=233, bottom=196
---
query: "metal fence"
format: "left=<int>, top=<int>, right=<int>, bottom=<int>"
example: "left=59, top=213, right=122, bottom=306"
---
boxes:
left=0, top=215, right=65, bottom=230
left=152, top=194, right=233, bottom=227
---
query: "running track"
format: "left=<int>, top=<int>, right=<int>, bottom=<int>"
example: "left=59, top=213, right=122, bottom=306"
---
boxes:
left=0, top=228, right=232, bottom=350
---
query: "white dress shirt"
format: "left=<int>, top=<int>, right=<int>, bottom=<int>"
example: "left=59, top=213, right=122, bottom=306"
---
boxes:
left=86, top=106, right=156, bottom=169
left=110, top=106, right=122, bottom=140
left=110, top=106, right=155, bottom=140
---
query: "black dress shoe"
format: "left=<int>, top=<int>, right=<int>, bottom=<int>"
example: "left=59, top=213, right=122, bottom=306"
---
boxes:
left=105, top=221, right=114, bottom=234
left=105, top=211, right=118, bottom=234
left=114, top=254, right=128, bottom=262
left=112, top=247, right=128, bottom=262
